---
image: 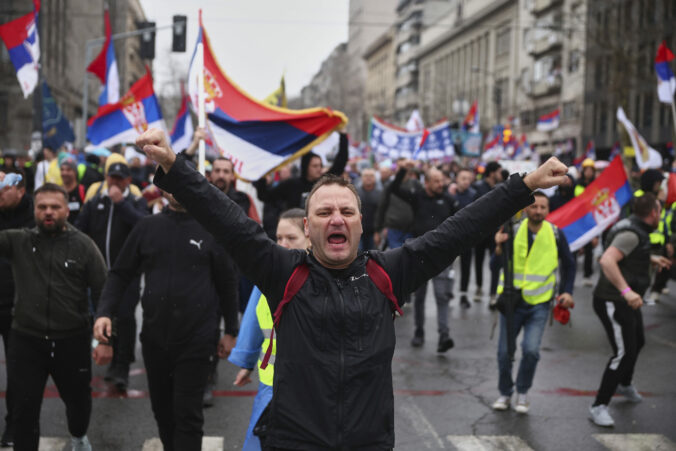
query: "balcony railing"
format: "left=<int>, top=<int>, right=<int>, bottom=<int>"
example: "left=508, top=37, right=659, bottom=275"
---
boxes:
left=530, top=73, right=562, bottom=97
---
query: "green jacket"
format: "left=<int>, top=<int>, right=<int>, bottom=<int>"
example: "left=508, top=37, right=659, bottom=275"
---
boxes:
left=0, top=223, right=107, bottom=339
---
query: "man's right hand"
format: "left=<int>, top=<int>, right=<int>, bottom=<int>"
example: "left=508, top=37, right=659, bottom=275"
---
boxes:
left=522, top=157, right=569, bottom=190
left=623, top=290, right=643, bottom=309
left=136, top=128, right=176, bottom=173
left=93, top=317, right=112, bottom=343
left=233, top=368, right=252, bottom=387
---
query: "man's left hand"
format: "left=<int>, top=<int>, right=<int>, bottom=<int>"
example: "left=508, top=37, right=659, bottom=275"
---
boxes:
left=651, top=255, right=672, bottom=270
left=523, top=157, right=569, bottom=190
left=556, top=292, right=574, bottom=308
left=218, top=334, right=237, bottom=359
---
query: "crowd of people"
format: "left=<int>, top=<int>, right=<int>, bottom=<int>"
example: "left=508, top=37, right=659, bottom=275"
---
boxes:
left=0, top=127, right=672, bottom=449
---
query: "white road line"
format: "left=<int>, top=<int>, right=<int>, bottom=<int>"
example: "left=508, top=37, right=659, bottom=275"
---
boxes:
left=593, top=433, right=676, bottom=451
left=38, top=437, right=69, bottom=450
left=447, top=435, right=535, bottom=451
left=142, top=436, right=223, bottom=451
left=398, top=400, right=444, bottom=449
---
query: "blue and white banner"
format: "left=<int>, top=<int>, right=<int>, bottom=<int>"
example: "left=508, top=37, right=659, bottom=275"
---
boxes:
left=370, top=117, right=454, bottom=161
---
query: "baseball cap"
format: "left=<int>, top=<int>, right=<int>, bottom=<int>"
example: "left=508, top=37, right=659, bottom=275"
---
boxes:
left=107, top=162, right=130, bottom=178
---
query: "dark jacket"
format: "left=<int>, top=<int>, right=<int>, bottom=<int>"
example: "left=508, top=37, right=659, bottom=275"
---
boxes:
left=96, top=208, right=239, bottom=347
left=155, top=154, right=533, bottom=450
left=75, top=188, right=148, bottom=268
left=0, top=194, right=35, bottom=312
left=0, top=223, right=107, bottom=339
left=594, top=216, right=653, bottom=301
left=374, top=177, right=418, bottom=233
left=390, top=168, right=458, bottom=237
left=356, top=185, right=381, bottom=235
left=253, top=133, right=349, bottom=212
left=454, top=186, right=477, bottom=210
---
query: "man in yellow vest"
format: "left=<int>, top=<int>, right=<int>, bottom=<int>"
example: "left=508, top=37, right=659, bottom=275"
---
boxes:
left=492, top=192, right=576, bottom=413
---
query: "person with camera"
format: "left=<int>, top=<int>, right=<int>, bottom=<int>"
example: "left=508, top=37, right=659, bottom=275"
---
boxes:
left=492, top=191, right=575, bottom=414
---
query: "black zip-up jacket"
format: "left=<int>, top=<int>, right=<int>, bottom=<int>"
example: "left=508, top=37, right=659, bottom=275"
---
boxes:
left=75, top=189, right=148, bottom=268
left=96, top=208, right=239, bottom=347
left=0, top=223, right=107, bottom=339
left=0, top=194, right=34, bottom=312
left=390, top=168, right=459, bottom=237
left=155, top=154, right=534, bottom=450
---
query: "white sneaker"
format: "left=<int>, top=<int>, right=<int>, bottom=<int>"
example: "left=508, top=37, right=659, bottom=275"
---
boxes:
left=514, top=393, right=529, bottom=414
left=616, top=384, right=643, bottom=402
left=583, top=277, right=594, bottom=287
left=72, top=435, right=92, bottom=451
left=589, top=404, right=614, bottom=427
left=646, top=292, right=658, bottom=305
left=661, top=287, right=670, bottom=295
left=474, top=288, right=484, bottom=302
left=492, top=395, right=510, bottom=411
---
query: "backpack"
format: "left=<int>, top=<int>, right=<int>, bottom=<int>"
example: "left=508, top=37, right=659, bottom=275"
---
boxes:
left=260, top=258, right=403, bottom=369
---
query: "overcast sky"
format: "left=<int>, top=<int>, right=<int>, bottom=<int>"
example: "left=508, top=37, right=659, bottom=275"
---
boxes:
left=139, top=0, right=348, bottom=101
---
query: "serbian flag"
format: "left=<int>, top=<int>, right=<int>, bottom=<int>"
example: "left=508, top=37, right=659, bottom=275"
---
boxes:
left=667, top=171, right=676, bottom=206
left=170, top=92, right=194, bottom=153
left=547, top=156, right=632, bottom=251
left=86, top=9, right=119, bottom=105
left=655, top=41, right=676, bottom=104
left=187, top=14, right=347, bottom=181
left=0, top=0, right=40, bottom=98
left=87, top=69, right=166, bottom=147
left=482, top=134, right=504, bottom=161
left=536, top=109, right=560, bottom=132
left=462, top=101, right=479, bottom=133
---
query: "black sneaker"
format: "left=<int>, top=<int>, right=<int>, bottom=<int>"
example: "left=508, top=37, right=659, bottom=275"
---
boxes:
left=460, top=295, right=471, bottom=309
left=411, top=330, right=424, bottom=347
left=1, top=427, right=12, bottom=447
left=437, top=334, right=454, bottom=353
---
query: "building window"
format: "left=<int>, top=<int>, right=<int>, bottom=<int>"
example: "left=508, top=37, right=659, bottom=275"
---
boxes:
left=0, top=92, right=7, bottom=130
left=496, top=27, right=511, bottom=57
left=563, top=101, right=576, bottom=120
left=568, top=50, right=581, bottom=73
left=520, top=109, right=533, bottom=126
left=643, top=93, right=653, bottom=128
left=599, top=103, right=608, bottom=134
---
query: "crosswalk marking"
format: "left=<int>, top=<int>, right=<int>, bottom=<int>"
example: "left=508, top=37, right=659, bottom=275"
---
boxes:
left=38, top=437, right=68, bottom=450
left=447, top=435, right=535, bottom=451
left=593, top=434, right=676, bottom=451
left=142, top=436, right=223, bottom=451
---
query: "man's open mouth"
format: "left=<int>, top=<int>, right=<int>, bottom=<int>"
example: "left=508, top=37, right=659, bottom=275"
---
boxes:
left=328, top=233, right=347, bottom=245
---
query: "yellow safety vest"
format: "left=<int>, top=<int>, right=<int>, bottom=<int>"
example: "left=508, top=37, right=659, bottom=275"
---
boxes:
left=498, top=219, right=558, bottom=305
left=256, top=294, right=275, bottom=387
left=574, top=184, right=585, bottom=197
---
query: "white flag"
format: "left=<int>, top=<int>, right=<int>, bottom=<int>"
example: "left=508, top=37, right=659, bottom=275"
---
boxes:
left=616, top=107, right=662, bottom=170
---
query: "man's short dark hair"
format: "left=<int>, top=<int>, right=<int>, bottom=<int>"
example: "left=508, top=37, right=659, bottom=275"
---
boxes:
left=305, top=174, right=361, bottom=215
left=456, top=167, right=472, bottom=175
left=213, top=157, right=233, bottom=170
left=34, top=183, right=68, bottom=202
left=532, top=191, right=550, bottom=204
left=633, top=192, right=659, bottom=218
left=485, top=161, right=502, bottom=176
left=279, top=208, right=305, bottom=230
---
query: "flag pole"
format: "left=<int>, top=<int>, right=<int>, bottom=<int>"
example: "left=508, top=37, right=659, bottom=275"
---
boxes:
left=196, top=10, right=206, bottom=175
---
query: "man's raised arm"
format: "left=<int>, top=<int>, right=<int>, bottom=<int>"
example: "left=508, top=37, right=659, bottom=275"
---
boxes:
left=136, top=129, right=301, bottom=302
left=378, top=157, right=569, bottom=298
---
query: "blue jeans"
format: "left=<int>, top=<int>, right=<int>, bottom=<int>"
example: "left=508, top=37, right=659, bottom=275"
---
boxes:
left=497, top=300, right=550, bottom=396
left=387, top=228, right=412, bottom=249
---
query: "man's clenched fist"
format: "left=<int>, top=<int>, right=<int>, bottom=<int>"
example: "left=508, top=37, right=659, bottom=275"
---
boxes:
left=523, top=157, right=569, bottom=191
left=136, top=128, right=176, bottom=173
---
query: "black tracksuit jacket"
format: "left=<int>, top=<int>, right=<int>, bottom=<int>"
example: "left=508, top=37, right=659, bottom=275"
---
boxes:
left=155, top=154, right=534, bottom=450
left=96, top=208, right=239, bottom=347
left=0, top=194, right=34, bottom=313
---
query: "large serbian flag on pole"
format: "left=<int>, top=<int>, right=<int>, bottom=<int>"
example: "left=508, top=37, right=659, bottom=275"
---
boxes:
left=87, top=69, right=166, bottom=147
left=187, top=12, right=347, bottom=181
left=0, top=0, right=41, bottom=98
left=547, top=156, right=632, bottom=251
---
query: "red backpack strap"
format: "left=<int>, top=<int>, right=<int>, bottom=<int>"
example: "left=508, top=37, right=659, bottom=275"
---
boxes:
left=78, top=184, right=85, bottom=202
left=366, top=258, right=403, bottom=317
left=260, top=263, right=310, bottom=369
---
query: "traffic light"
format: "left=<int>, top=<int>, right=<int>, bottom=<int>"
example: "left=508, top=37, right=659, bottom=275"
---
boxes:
left=172, top=15, right=187, bottom=52
left=139, top=21, right=156, bottom=60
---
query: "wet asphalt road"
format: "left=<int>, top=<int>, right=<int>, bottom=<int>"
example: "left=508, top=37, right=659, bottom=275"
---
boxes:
left=2, top=256, right=675, bottom=450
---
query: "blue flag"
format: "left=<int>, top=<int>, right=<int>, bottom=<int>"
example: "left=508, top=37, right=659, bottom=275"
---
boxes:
left=42, top=81, right=75, bottom=150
